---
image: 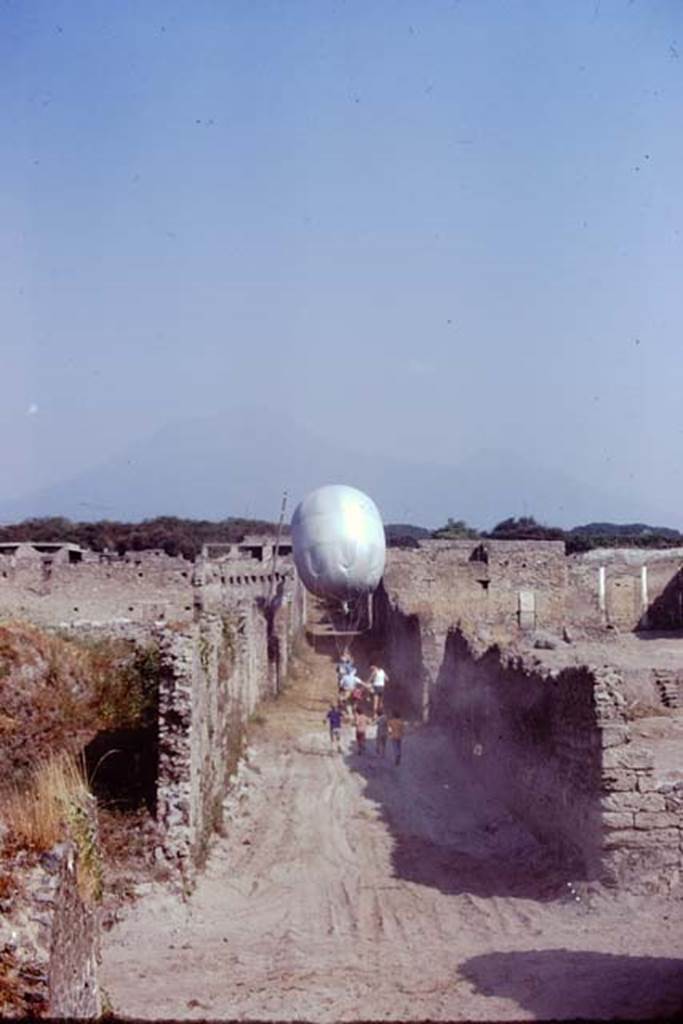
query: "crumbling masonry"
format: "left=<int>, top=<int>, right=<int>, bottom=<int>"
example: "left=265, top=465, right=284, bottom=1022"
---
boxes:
left=376, top=539, right=683, bottom=893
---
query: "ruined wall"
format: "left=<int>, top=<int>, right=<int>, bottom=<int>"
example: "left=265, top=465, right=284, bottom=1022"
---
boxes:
left=383, top=540, right=568, bottom=641
left=376, top=594, right=683, bottom=891
left=371, top=590, right=425, bottom=719
left=378, top=541, right=568, bottom=718
left=198, top=558, right=303, bottom=696
left=197, top=558, right=295, bottom=611
left=0, top=554, right=302, bottom=882
left=0, top=840, right=100, bottom=1019
left=381, top=540, right=683, bottom=645
left=0, top=553, right=302, bottom=1011
left=0, top=558, right=193, bottom=626
left=47, top=841, right=101, bottom=1018
left=432, top=633, right=604, bottom=875
left=155, top=603, right=272, bottom=879
left=2, top=537, right=682, bottom=639
left=568, top=547, right=683, bottom=633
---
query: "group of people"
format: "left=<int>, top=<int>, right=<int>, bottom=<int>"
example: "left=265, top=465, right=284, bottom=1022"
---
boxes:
left=336, top=653, right=386, bottom=713
left=325, top=652, right=404, bottom=765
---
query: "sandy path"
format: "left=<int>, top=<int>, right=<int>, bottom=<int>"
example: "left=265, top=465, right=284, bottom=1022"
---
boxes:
left=102, top=644, right=683, bottom=1021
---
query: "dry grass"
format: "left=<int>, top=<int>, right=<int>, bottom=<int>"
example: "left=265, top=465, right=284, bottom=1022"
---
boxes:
left=1, top=752, right=102, bottom=903
left=3, top=753, right=84, bottom=850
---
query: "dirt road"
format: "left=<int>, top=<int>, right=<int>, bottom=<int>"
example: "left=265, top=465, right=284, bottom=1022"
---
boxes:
left=102, top=643, right=683, bottom=1021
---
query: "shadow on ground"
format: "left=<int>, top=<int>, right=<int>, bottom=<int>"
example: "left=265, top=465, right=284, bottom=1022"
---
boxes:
left=460, top=948, right=683, bottom=1020
left=345, top=724, right=574, bottom=901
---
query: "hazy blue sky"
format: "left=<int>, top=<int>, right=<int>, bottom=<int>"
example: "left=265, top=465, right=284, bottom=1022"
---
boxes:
left=2, top=1, right=682, bottom=526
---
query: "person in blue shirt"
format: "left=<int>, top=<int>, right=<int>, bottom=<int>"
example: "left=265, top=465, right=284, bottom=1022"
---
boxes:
left=336, top=651, right=355, bottom=684
left=325, top=703, right=343, bottom=752
left=339, top=667, right=360, bottom=710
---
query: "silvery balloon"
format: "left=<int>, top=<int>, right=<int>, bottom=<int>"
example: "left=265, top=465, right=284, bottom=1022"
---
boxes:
left=291, top=484, right=386, bottom=601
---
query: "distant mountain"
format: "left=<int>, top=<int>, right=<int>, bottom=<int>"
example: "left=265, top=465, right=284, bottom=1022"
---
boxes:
left=0, top=407, right=668, bottom=531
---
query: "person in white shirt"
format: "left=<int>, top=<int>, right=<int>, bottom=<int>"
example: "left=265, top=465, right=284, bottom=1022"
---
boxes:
left=368, top=664, right=388, bottom=714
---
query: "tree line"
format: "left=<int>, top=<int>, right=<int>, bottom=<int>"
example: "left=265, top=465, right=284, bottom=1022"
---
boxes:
left=427, top=516, right=683, bottom=553
left=2, top=514, right=681, bottom=560
left=0, top=516, right=280, bottom=561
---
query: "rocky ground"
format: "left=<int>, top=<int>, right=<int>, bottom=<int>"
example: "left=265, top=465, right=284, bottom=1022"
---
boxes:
left=101, top=642, right=683, bottom=1021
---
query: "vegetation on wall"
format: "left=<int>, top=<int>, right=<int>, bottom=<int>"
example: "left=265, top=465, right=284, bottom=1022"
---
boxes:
left=0, top=624, right=161, bottom=781
left=82, top=638, right=161, bottom=732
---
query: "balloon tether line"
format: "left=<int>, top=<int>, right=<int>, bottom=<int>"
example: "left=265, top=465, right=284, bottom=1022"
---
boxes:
left=267, top=489, right=288, bottom=609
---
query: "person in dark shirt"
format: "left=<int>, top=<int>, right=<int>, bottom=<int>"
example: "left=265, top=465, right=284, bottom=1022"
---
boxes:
left=325, top=703, right=343, bottom=752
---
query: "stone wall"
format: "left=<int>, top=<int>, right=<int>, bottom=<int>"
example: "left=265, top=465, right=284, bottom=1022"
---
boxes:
left=375, top=595, right=683, bottom=891
left=197, top=558, right=295, bottom=613
left=1, top=564, right=304, bottom=1012
left=372, top=593, right=425, bottom=719
left=380, top=540, right=683, bottom=644
left=383, top=540, right=568, bottom=642
left=2, top=537, right=682, bottom=640
left=0, top=551, right=297, bottom=630
left=0, top=555, right=302, bottom=884
left=378, top=540, right=569, bottom=719
left=153, top=566, right=303, bottom=880
left=0, top=557, right=193, bottom=626
left=599, top=708, right=683, bottom=893
left=0, top=840, right=100, bottom=1019
left=432, top=632, right=604, bottom=876
left=155, top=603, right=274, bottom=880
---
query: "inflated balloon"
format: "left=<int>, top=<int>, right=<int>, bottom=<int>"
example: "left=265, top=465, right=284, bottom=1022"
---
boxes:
left=291, top=485, right=386, bottom=602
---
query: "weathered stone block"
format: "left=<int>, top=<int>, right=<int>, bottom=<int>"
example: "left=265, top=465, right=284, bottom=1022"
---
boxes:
left=601, top=792, right=666, bottom=813
left=599, top=724, right=630, bottom=748
left=602, top=770, right=637, bottom=792
left=603, top=827, right=679, bottom=849
left=636, top=774, right=661, bottom=793
left=602, top=746, right=654, bottom=771
left=634, top=812, right=682, bottom=830
left=602, top=811, right=634, bottom=829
